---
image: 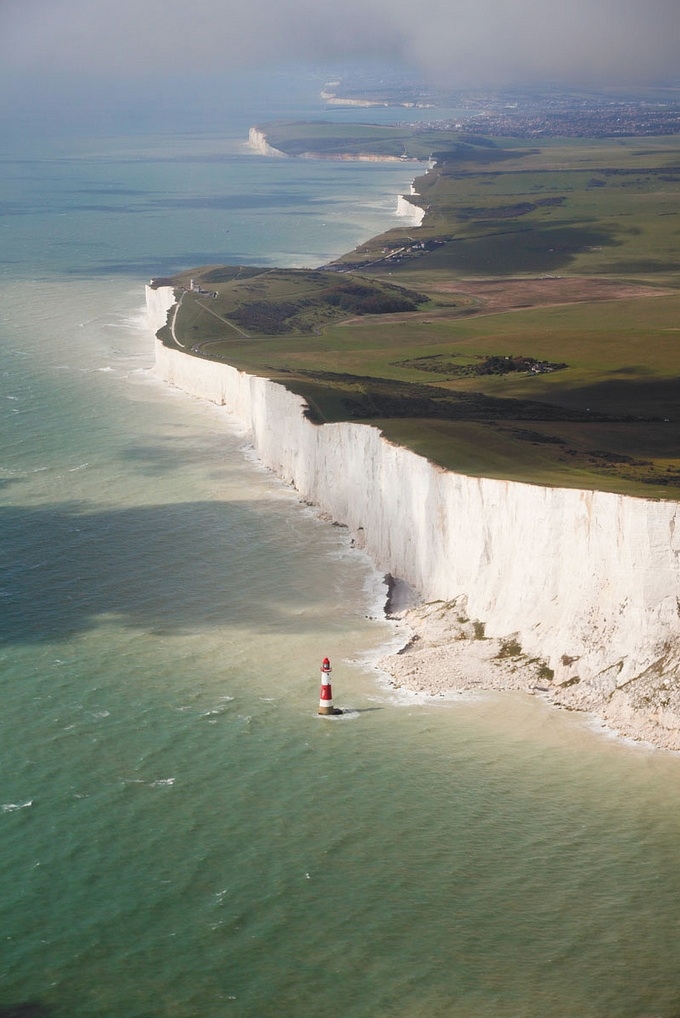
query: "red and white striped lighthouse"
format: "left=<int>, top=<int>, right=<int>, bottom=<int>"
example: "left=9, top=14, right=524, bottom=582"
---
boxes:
left=318, top=657, right=342, bottom=715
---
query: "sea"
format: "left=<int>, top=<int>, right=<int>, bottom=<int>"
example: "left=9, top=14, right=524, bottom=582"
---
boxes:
left=2, top=69, right=680, bottom=1018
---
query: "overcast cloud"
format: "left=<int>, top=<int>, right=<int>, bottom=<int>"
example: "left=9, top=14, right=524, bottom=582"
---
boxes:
left=3, top=0, right=680, bottom=87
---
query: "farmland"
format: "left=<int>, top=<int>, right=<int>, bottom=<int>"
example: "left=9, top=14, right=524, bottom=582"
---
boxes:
left=159, top=129, right=680, bottom=498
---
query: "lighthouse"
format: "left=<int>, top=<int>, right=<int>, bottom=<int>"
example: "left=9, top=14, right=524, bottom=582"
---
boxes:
left=318, top=657, right=342, bottom=715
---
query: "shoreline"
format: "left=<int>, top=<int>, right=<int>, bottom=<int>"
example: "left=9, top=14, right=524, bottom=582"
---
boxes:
left=147, top=155, right=680, bottom=755
left=247, top=125, right=420, bottom=164
left=247, top=126, right=427, bottom=228
left=378, top=600, right=680, bottom=751
left=149, top=310, right=680, bottom=754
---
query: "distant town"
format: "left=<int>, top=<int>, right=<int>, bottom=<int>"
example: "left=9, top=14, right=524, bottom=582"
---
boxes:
left=411, top=95, right=680, bottom=139
left=323, top=75, right=680, bottom=137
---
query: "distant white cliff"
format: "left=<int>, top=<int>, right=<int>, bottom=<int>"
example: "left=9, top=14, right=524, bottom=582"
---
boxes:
left=247, top=127, right=288, bottom=158
left=248, top=125, right=414, bottom=163
left=248, top=127, right=427, bottom=222
left=396, top=194, right=425, bottom=226
left=147, top=284, right=680, bottom=745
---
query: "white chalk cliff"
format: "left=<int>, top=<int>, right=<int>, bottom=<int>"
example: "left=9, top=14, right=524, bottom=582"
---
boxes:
left=147, top=284, right=680, bottom=745
left=248, top=126, right=413, bottom=163
left=247, top=128, right=287, bottom=158
left=396, top=194, right=426, bottom=226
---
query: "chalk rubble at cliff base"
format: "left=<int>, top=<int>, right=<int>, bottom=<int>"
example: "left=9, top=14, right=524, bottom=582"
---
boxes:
left=380, top=600, right=680, bottom=751
left=147, top=284, right=680, bottom=751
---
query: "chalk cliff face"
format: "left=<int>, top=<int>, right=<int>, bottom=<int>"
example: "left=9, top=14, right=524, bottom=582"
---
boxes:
left=146, top=283, right=177, bottom=334
left=148, top=284, right=680, bottom=736
left=297, top=152, right=406, bottom=162
left=396, top=194, right=425, bottom=226
left=247, top=128, right=287, bottom=158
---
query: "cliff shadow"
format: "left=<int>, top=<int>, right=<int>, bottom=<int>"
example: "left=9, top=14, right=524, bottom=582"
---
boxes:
left=411, top=222, right=620, bottom=275
left=0, top=1006, right=53, bottom=1018
left=0, top=498, right=361, bottom=644
left=546, top=375, right=680, bottom=421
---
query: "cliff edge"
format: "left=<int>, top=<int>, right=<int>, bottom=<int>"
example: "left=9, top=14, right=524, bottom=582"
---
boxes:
left=247, top=128, right=288, bottom=158
left=147, top=284, right=680, bottom=748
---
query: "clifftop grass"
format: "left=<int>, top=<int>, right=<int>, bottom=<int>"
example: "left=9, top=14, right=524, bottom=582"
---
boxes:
left=159, top=129, right=680, bottom=499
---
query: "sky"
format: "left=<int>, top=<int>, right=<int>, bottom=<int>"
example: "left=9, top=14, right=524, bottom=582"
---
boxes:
left=3, top=0, right=680, bottom=86
left=2, top=0, right=680, bottom=133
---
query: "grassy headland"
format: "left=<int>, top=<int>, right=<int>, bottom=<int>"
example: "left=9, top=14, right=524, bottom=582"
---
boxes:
left=157, top=128, right=680, bottom=499
left=252, top=120, right=460, bottom=160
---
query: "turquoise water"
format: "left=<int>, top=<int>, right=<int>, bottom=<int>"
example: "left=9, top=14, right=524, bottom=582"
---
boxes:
left=2, top=72, right=680, bottom=1017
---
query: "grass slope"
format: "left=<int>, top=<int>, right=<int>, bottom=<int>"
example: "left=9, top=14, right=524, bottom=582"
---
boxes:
left=336, top=135, right=680, bottom=285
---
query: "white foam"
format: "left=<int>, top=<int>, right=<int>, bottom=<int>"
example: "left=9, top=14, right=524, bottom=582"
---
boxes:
left=333, top=708, right=361, bottom=721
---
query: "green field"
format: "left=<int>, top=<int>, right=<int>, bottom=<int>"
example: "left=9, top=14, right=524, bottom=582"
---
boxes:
left=159, top=129, right=680, bottom=499
left=334, top=135, right=680, bottom=284
left=256, top=120, right=462, bottom=160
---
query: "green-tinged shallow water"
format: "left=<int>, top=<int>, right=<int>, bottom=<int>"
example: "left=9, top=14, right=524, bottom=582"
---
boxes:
left=2, top=72, right=680, bottom=1018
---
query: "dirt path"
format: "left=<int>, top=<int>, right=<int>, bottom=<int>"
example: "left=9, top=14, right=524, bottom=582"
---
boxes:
left=170, top=290, right=187, bottom=347
left=194, top=298, right=250, bottom=339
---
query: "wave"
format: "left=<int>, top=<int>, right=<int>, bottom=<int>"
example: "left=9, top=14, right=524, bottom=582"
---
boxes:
left=2, top=800, right=33, bottom=812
